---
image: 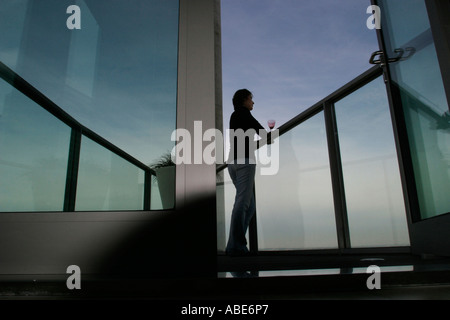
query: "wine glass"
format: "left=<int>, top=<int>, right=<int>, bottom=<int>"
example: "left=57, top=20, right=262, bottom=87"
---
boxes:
left=267, top=119, right=276, bottom=130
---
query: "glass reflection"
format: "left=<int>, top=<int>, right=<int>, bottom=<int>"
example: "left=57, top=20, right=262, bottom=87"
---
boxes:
left=0, top=0, right=179, bottom=166
left=380, top=0, right=450, bottom=220
left=0, top=0, right=179, bottom=211
left=0, top=79, right=71, bottom=212
left=334, top=77, right=410, bottom=248
left=218, top=265, right=414, bottom=278
left=75, top=135, right=145, bottom=211
left=255, top=112, right=338, bottom=250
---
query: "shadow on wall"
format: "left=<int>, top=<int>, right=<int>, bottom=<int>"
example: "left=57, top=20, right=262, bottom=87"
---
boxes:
left=97, top=195, right=217, bottom=280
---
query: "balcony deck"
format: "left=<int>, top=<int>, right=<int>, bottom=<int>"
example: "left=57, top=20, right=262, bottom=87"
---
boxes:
left=1, top=253, right=449, bottom=300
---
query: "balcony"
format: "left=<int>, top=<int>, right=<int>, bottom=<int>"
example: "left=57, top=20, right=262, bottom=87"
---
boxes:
left=213, top=65, right=450, bottom=299
left=1, top=50, right=450, bottom=301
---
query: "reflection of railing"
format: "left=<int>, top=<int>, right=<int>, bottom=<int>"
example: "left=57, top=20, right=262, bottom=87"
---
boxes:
left=379, top=27, right=449, bottom=129
left=0, top=61, right=155, bottom=212
left=396, top=81, right=450, bottom=130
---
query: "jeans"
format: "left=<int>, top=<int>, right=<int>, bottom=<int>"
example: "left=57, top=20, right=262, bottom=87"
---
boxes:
left=226, top=162, right=256, bottom=254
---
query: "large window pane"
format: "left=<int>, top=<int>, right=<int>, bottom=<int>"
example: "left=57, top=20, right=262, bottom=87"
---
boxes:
left=0, top=80, right=71, bottom=212
left=0, top=0, right=179, bottom=211
left=334, top=77, right=410, bottom=248
left=255, top=112, right=338, bottom=250
left=380, top=0, right=450, bottom=220
left=75, top=136, right=145, bottom=211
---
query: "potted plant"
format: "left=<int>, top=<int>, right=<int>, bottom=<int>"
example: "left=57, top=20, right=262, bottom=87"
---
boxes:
left=150, top=152, right=175, bottom=209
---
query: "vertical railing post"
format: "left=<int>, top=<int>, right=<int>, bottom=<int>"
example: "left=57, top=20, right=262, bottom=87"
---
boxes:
left=324, top=102, right=351, bottom=250
left=143, top=170, right=153, bottom=211
left=64, top=127, right=82, bottom=212
left=249, top=184, right=259, bottom=254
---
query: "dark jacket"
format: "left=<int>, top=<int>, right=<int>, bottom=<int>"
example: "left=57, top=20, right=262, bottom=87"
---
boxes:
left=228, top=107, right=266, bottom=163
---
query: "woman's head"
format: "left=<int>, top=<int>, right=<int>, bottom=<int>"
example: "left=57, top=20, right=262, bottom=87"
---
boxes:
left=233, top=89, right=254, bottom=110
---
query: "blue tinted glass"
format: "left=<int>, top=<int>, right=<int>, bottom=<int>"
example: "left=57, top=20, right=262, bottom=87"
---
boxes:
left=379, top=0, right=450, bottom=220
left=0, top=0, right=179, bottom=211
left=75, top=136, right=145, bottom=211
left=334, top=77, right=410, bottom=247
left=0, top=0, right=179, bottom=174
left=0, top=79, right=71, bottom=212
left=380, top=0, right=429, bottom=48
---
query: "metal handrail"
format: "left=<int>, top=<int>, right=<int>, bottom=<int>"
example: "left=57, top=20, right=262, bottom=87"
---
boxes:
left=217, top=65, right=383, bottom=174
left=0, top=61, right=155, bottom=176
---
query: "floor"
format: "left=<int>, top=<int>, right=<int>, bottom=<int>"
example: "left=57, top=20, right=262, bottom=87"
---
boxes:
left=1, top=253, right=450, bottom=300
left=215, top=252, right=450, bottom=300
left=218, top=250, right=450, bottom=271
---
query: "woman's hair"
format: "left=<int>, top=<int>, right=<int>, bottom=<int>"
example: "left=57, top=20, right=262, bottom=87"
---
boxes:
left=232, top=89, right=252, bottom=110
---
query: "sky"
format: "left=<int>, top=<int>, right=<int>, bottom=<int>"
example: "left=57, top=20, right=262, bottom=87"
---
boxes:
left=221, top=0, right=380, bottom=130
